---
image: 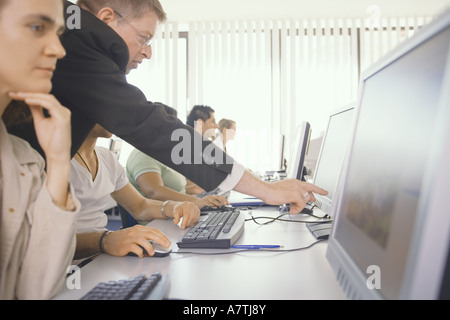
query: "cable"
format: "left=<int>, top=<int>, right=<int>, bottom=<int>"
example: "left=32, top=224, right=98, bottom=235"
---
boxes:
left=245, top=212, right=291, bottom=225
left=172, top=239, right=327, bottom=256
left=246, top=211, right=332, bottom=225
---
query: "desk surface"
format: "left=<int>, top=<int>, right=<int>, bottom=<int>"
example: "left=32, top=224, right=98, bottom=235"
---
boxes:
left=55, top=207, right=346, bottom=300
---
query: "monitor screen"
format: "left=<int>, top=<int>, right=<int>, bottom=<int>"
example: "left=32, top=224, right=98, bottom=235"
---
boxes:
left=313, top=105, right=354, bottom=216
left=286, top=122, right=311, bottom=180
left=279, top=134, right=286, bottom=171
left=327, top=12, right=450, bottom=300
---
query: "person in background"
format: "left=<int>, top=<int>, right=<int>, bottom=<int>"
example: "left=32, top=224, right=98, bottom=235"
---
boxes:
left=0, top=0, right=80, bottom=299
left=185, top=105, right=219, bottom=194
left=126, top=103, right=228, bottom=213
left=214, top=118, right=237, bottom=154
left=186, top=105, right=219, bottom=140
left=9, top=0, right=328, bottom=215
left=71, top=124, right=200, bottom=260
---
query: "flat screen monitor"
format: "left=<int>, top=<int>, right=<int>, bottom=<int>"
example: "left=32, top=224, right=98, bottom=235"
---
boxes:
left=312, top=104, right=355, bottom=216
left=326, top=8, right=450, bottom=300
left=278, top=134, right=286, bottom=171
left=303, top=135, right=324, bottom=181
left=286, top=122, right=311, bottom=181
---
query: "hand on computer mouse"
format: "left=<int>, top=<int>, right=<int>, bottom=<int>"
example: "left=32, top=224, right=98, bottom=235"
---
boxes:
left=127, top=241, right=172, bottom=258
left=102, top=225, right=171, bottom=258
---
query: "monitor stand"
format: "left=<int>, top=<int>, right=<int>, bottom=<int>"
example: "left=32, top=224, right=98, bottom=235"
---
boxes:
left=307, top=221, right=333, bottom=240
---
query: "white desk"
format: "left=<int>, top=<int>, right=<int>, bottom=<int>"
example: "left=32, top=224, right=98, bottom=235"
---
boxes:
left=55, top=207, right=346, bottom=300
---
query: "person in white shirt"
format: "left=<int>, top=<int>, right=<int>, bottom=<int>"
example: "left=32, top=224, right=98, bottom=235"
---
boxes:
left=214, top=118, right=237, bottom=154
left=71, top=124, right=200, bottom=260
left=185, top=105, right=220, bottom=194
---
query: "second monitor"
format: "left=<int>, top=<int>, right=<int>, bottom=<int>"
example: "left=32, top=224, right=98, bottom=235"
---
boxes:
left=306, top=104, right=355, bottom=239
left=286, top=121, right=311, bottom=182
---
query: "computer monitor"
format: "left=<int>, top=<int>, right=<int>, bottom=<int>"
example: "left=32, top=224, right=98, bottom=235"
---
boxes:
left=312, top=104, right=355, bottom=216
left=286, top=122, right=311, bottom=181
left=326, top=8, right=450, bottom=300
left=278, top=134, right=286, bottom=171
left=306, top=105, right=355, bottom=239
left=303, top=135, right=324, bottom=181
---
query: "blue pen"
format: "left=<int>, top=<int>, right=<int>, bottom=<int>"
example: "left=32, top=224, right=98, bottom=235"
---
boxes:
left=231, top=245, right=283, bottom=249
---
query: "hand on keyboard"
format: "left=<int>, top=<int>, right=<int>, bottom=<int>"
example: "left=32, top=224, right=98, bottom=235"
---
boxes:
left=177, top=209, right=245, bottom=249
left=195, top=195, right=229, bottom=211
left=167, top=201, right=201, bottom=229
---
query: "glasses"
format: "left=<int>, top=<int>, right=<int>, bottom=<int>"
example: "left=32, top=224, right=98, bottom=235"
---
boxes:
left=114, top=10, right=153, bottom=47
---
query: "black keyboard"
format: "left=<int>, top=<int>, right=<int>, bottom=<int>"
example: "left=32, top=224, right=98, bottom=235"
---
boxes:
left=177, top=209, right=244, bottom=249
left=200, top=204, right=234, bottom=213
left=80, top=273, right=170, bottom=300
left=197, top=188, right=230, bottom=199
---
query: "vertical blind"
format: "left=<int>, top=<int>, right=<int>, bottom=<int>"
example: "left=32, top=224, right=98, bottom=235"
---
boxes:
left=125, top=16, right=432, bottom=170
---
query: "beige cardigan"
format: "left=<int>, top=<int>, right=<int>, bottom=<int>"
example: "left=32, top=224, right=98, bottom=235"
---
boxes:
left=0, top=121, right=80, bottom=300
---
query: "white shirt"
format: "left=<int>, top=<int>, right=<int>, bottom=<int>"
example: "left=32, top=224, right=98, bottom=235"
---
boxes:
left=213, top=135, right=225, bottom=151
left=213, top=136, right=245, bottom=193
left=70, top=147, right=128, bottom=233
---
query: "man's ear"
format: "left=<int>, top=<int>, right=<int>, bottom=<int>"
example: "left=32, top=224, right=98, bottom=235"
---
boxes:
left=96, top=7, right=117, bottom=25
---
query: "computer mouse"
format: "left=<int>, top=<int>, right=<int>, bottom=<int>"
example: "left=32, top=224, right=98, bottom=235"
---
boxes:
left=152, top=242, right=173, bottom=257
left=127, top=241, right=172, bottom=258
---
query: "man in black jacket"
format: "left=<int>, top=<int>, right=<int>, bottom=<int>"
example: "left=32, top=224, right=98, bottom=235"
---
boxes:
left=9, top=0, right=327, bottom=214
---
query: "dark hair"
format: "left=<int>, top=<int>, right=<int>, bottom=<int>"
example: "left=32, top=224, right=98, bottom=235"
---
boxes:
left=154, top=102, right=177, bottom=117
left=186, top=105, right=215, bottom=128
left=77, top=0, right=167, bottom=22
left=2, top=101, right=32, bottom=128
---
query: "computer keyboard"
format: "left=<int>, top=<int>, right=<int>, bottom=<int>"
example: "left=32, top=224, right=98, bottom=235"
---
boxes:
left=177, top=208, right=245, bottom=249
left=197, top=188, right=230, bottom=199
left=200, top=204, right=234, bottom=213
left=80, top=273, right=170, bottom=300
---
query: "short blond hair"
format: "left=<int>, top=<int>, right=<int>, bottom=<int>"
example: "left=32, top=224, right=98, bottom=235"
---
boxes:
left=77, top=0, right=167, bottom=22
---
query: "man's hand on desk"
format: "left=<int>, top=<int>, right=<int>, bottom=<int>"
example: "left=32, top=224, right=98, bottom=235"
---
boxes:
left=104, top=225, right=171, bottom=258
left=234, top=170, right=328, bottom=214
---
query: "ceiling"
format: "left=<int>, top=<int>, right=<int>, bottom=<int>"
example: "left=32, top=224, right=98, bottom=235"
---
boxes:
left=159, top=0, right=450, bottom=23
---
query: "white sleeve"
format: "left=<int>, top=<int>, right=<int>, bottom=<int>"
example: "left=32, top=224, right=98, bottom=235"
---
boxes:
left=216, top=161, right=246, bottom=192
